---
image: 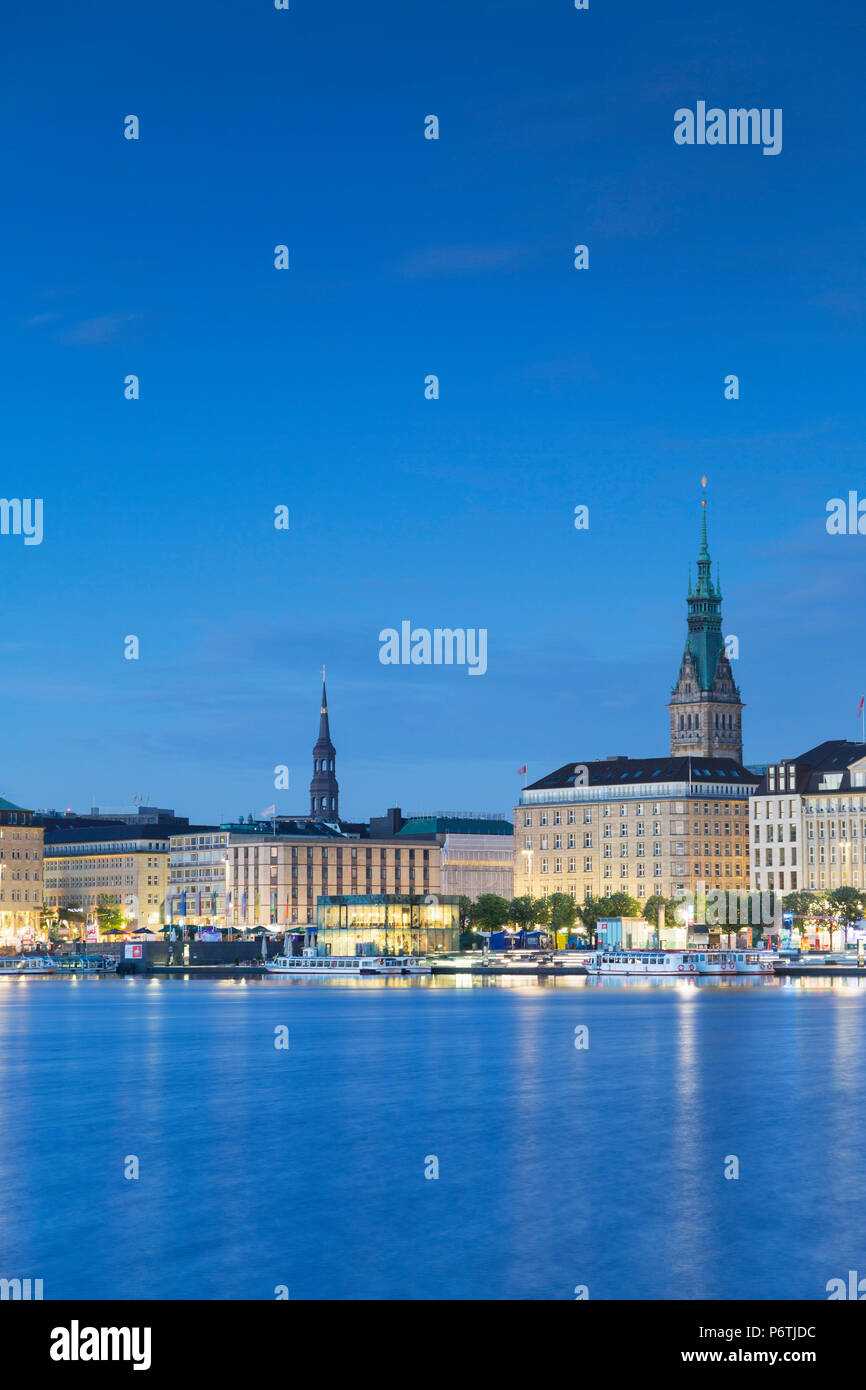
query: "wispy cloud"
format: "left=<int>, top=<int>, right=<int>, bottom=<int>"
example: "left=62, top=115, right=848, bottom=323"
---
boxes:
left=810, top=288, right=866, bottom=319
left=396, top=243, right=529, bottom=280
left=58, top=313, right=137, bottom=345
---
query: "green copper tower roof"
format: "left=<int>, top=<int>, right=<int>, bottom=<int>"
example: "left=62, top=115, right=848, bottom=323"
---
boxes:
left=684, top=501, right=725, bottom=690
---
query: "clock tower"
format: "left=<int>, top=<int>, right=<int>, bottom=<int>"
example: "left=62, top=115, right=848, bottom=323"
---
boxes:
left=668, top=500, right=744, bottom=761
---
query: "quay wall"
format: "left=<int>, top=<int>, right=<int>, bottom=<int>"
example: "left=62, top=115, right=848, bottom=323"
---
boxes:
left=117, top=939, right=274, bottom=974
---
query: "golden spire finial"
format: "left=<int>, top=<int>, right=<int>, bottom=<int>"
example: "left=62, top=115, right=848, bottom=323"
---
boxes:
left=701, top=474, right=707, bottom=506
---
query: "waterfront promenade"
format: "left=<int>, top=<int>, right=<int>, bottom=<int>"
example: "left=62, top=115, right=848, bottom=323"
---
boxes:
left=97, top=950, right=866, bottom=980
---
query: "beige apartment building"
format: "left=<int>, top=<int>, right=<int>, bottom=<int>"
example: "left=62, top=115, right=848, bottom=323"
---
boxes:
left=227, top=819, right=441, bottom=931
left=0, top=798, right=44, bottom=943
left=513, top=756, right=757, bottom=907
left=43, top=825, right=170, bottom=928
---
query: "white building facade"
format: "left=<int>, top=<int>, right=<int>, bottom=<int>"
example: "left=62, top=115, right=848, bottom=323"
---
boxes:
left=167, top=828, right=229, bottom=927
left=750, top=742, right=866, bottom=895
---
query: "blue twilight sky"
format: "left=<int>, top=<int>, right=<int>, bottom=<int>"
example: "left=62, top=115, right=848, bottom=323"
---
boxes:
left=1, top=0, right=865, bottom=825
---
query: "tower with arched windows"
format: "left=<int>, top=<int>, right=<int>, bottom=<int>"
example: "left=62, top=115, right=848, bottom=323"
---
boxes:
left=309, top=677, right=339, bottom=820
left=668, top=503, right=743, bottom=761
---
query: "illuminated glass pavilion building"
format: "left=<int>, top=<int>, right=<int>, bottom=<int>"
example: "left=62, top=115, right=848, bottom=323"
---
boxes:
left=315, top=894, right=460, bottom=956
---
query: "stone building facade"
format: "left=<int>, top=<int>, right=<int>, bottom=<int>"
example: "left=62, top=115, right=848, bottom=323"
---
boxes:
left=0, top=797, right=43, bottom=943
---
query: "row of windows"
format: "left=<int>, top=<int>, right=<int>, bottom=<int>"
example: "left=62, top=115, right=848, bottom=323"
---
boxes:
left=805, top=823, right=866, bottom=839
left=761, top=845, right=866, bottom=866
left=753, top=825, right=797, bottom=842
left=804, top=847, right=863, bottom=865
left=676, top=711, right=736, bottom=731
left=169, top=836, right=229, bottom=850
left=232, top=846, right=429, bottom=862
left=231, top=870, right=429, bottom=885
left=47, top=877, right=137, bottom=888
left=530, top=858, right=744, bottom=877
left=754, top=800, right=799, bottom=818
left=526, top=835, right=743, bottom=853
left=754, top=872, right=799, bottom=890
left=522, top=784, right=748, bottom=805
left=783, top=868, right=866, bottom=888
left=171, top=869, right=225, bottom=881
left=766, top=767, right=799, bottom=792
left=171, top=853, right=227, bottom=867
left=524, top=802, right=744, bottom=828
left=757, top=797, right=866, bottom=816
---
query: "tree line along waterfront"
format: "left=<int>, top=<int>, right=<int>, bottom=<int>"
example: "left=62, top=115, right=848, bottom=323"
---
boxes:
left=457, top=887, right=866, bottom=952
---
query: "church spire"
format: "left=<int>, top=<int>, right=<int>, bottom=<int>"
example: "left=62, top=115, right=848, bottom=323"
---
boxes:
left=310, top=669, right=339, bottom=820
left=667, top=484, right=744, bottom=762
left=317, top=672, right=332, bottom=744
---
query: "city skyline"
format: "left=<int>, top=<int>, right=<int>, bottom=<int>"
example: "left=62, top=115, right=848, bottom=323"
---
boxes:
left=4, top=487, right=865, bottom=825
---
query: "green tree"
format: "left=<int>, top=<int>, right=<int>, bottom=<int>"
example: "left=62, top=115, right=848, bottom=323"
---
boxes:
left=829, top=887, right=864, bottom=924
left=508, top=895, right=538, bottom=930
left=642, top=895, right=678, bottom=929
left=532, top=897, right=551, bottom=928
left=601, top=892, right=643, bottom=920
left=782, top=890, right=828, bottom=932
left=548, top=891, right=578, bottom=944
left=46, top=903, right=84, bottom=937
left=473, top=893, right=511, bottom=932
left=457, top=895, right=476, bottom=932
left=578, top=895, right=602, bottom=946
left=578, top=893, right=642, bottom=947
left=96, top=903, right=125, bottom=933
left=829, top=887, right=865, bottom=946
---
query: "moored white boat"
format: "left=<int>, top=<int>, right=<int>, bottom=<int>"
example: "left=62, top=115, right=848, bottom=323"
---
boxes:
left=52, top=954, right=117, bottom=973
left=694, top=950, right=737, bottom=976
left=265, top=947, right=428, bottom=976
left=726, top=949, right=775, bottom=975
left=0, top=956, right=57, bottom=976
left=400, top=958, right=432, bottom=974
left=584, top=950, right=697, bottom=977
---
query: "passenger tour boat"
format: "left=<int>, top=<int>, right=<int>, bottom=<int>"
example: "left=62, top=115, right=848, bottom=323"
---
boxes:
left=0, top=956, right=58, bottom=976
left=584, top=950, right=697, bottom=976
left=265, top=947, right=430, bottom=976
left=52, top=955, right=118, bottom=974
left=694, top=950, right=738, bottom=975
left=721, top=949, right=775, bottom=975
left=585, top=948, right=775, bottom=977
left=693, top=949, right=775, bottom=975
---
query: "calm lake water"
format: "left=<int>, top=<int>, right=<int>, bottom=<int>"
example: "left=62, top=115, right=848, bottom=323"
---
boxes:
left=1, top=973, right=863, bottom=1301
